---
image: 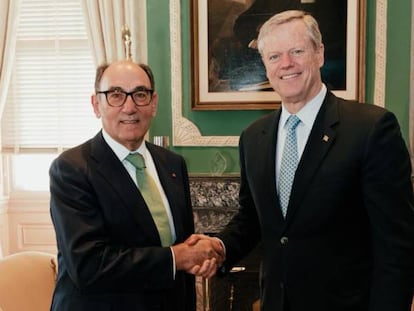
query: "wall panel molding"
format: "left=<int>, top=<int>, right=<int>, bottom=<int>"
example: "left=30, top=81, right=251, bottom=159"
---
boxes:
left=170, top=0, right=239, bottom=147
left=374, top=0, right=387, bottom=107
left=8, top=208, right=56, bottom=254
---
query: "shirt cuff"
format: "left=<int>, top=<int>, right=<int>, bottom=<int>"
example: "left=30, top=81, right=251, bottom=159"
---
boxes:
left=169, top=246, right=176, bottom=279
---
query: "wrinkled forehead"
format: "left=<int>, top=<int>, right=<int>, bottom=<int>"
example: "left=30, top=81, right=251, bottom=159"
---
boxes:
left=259, top=18, right=320, bottom=54
left=261, top=20, right=306, bottom=44
left=100, top=63, right=151, bottom=90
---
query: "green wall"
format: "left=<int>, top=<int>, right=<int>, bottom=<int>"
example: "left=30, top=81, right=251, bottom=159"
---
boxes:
left=147, top=1, right=412, bottom=174
left=385, top=1, right=411, bottom=143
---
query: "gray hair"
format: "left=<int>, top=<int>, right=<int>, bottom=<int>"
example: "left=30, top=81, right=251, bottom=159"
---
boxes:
left=94, top=62, right=155, bottom=93
left=257, top=10, right=323, bottom=55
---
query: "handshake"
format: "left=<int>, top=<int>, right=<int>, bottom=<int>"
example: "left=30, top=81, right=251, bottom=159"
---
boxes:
left=172, top=234, right=225, bottom=279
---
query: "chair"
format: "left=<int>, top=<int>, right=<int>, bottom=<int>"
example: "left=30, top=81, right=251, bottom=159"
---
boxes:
left=0, top=251, right=57, bottom=311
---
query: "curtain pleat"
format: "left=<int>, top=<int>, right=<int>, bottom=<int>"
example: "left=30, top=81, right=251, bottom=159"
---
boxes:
left=0, top=0, right=21, bottom=119
left=80, top=0, right=147, bottom=66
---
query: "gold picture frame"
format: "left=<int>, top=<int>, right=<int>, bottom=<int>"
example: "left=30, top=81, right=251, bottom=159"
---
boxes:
left=191, top=0, right=366, bottom=110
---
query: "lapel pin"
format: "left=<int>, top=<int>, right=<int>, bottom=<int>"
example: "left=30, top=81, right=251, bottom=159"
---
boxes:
left=171, top=173, right=177, bottom=178
left=322, top=135, right=329, bottom=142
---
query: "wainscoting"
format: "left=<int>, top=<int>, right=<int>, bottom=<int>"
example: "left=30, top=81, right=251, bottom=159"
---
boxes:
left=1, top=195, right=56, bottom=256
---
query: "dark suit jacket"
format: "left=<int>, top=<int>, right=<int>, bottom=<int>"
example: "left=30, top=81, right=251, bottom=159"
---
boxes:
left=217, top=92, right=414, bottom=311
left=49, top=132, right=196, bottom=311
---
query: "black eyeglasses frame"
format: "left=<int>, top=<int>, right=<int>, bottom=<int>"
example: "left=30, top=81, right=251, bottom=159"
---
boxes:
left=97, top=88, right=154, bottom=107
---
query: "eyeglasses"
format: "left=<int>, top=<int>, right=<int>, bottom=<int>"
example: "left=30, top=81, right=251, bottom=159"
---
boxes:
left=97, top=87, right=154, bottom=107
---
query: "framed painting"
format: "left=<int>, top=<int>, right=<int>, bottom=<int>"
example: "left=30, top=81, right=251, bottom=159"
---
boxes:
left=190, top=0, right=366, bottom=110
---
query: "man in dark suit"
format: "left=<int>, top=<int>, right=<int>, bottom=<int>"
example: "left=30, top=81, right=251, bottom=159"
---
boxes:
left=190, top=10, right=414, bottom=311
left=49, top=60, right=223, bottom=311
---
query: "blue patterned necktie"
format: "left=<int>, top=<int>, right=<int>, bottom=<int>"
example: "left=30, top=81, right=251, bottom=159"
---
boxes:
left=126, top=153, right=172, bottom=246
left=279, top=115, right=301, bottom=217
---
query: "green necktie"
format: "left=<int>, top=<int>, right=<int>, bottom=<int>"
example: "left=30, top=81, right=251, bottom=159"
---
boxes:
left=126, top=153, right=172, bottom=246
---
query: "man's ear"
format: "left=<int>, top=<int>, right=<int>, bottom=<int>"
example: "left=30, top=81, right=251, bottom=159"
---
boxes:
left=318, top=43, right=325, bottom=68
left=150, top=92, right=158, bottom=117
left=91, top=94, right=101, bottom=118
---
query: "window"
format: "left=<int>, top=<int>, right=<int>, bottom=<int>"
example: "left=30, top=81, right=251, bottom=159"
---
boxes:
left=11, top=154, right=57, bottom=191
left=2, top=0, right=99, bottom=192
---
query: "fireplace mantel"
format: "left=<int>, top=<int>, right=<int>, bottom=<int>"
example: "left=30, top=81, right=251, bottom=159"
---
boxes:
left=189, top=175, right=240, bottom=234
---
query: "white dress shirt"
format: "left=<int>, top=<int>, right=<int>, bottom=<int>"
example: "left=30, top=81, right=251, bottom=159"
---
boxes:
left=276, top=84, right=327, bottom=193
left=101, top=129, right=177, bottom=243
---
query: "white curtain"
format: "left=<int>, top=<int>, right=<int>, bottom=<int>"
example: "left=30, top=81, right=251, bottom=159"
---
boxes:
left=0, top=0, right=21, bottom=119
left=0, top=0, right=20, bottom=258
left=81, top=0, right=147, bottom=66
left=0, top=0, right=21, bottom=203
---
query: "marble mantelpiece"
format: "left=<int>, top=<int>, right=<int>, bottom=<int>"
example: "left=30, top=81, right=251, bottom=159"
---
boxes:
left=189, top=175, right=240, bottom=234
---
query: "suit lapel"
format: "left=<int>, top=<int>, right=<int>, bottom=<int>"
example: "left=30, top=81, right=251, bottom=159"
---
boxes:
left=254, top=111, right=286, bottom=221
left=286, top=92, right=339, bottom=220
left=90, top=133, right=161, bottom=245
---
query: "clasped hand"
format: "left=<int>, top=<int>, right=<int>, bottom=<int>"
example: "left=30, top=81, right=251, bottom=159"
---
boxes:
left=172, top=234, right=225, bottom=279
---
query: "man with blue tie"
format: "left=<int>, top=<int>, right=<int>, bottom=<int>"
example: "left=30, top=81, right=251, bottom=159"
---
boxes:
left=191, top=10, right=414, bottom=311
left=49, top=60, right=223, bottom=311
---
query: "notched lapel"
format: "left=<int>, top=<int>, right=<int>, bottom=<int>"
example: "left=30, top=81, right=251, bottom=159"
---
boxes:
left=257, top=111, right=281, bottom=206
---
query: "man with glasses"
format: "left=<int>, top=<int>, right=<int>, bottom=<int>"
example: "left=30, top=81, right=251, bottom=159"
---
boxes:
left=49, top=60, right=224, bottom=311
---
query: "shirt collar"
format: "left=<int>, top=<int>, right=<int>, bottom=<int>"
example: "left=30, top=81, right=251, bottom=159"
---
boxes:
left=280, top=84, right=327, bottom=128
left=101, top=129, right=147, bottom=161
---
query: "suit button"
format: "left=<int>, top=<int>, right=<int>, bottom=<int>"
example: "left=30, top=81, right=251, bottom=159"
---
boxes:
left=280, top=237, right=288, bottom=245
